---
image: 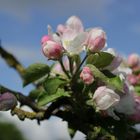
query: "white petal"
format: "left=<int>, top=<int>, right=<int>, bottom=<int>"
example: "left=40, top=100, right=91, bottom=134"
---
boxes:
left=47, top=25, right=53, bottom=36
left=62, top=28, right=77, bottom=49
left=68, top=32, right=87, bottom=54
left=114, top=93, right=135, bottom=115
left=93, top=86, right=120, bottom=110
left=66, top=16, right=84, bottom=32
left=105, top=48, right=116, bottom=56
left=89, top=28, right=106, bottom=40
left=52, top=33, right=61, bottom=44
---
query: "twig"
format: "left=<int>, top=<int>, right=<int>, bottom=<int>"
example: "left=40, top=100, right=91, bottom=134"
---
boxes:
left=44, top=97, right=71, bottom=119
left=11, top=107, right=44, bottom=121
left=0, top=46, right=25, bottom=80
left=0, top=85, right=43, bottom=112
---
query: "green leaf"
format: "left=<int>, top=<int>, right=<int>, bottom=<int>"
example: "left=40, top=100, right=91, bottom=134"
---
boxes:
left=108, top=76, right=124, bottom=92
left=37, top=88, right=70, bottom=106
left=86, top=52, right=114, bottom=68
left=134, top=86, right=140, bottom=95
left=102, top=70, right=116, bottom=78
left=28, top=89, right=43, bottom=100
left=23, top=63, right=50, bottom=86
left=44, top=77, right=67, bottom=95
left=86, top=64, right=123, bottom=92
left=133, top=69, right=140, bottom=75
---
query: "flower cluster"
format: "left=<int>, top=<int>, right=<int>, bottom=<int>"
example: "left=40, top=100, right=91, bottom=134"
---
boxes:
left=41, top=16, right=106, bottom=59
left=40, top=16, right=140, bottom=122
left=1, top=15, right=140, bottom=139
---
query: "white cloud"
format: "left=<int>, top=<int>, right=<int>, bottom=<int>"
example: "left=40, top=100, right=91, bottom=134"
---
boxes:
left=0, top=109, right=86, bottom=140
left=0, top=0, right=115, bottom=21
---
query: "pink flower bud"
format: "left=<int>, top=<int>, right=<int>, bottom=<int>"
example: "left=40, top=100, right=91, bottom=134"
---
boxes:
left=127, top=74, right=138, bottom=85
left=128, top=53, right=140, bottom=68
left=41, top=35, right=52, bottom=46
left=80, top=67, right=94, bottom=85
left=42, top=40, right=63, bottom=60
left=86, top=28, right=106, bottom=52
left=93, top=86, right=120, bottom=110
left=0, top=92, right=17, bottom=111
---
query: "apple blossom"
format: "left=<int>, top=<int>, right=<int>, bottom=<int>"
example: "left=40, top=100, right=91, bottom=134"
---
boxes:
left=62, top=30, right=87, bottom=55
left=80, top=66, right=94, bottom=85
left=127, top=74, right=138, bottom=85
left=42, top=40, right=63, bottom=60
left=93, top=86, right=120, bottom=110
left=86, top=28, right=106, bottom=52
left=61, top=16, right=87, bottom=55
left=104, top=48, right=122, bottom=71
left=128, top=53, right=140, bottom=68
left=0, top=92, right=17, bottom=111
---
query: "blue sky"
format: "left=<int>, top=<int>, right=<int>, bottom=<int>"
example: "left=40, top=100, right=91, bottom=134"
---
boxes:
left=1, top=0, right=140, bottom=95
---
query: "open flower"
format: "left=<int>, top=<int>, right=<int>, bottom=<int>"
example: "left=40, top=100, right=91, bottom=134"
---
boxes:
left=80, top=66, right=94, bottom=85
left=86, top=28, right=106, bottom=52
left=61, top=16, right=87, bottom=55
left=104, top=48, right=122, bottom=71
left=93, top=86, right=120, bottom=110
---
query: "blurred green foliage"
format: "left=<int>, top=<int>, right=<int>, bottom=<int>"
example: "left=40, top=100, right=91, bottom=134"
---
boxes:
left=0, top=121, right=27, bottom=140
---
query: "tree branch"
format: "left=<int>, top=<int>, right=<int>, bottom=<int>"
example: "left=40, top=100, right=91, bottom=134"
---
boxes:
left=0, top=85, right=43, bottom=112
left=11, top=107, right=44, bottom=121
left=0, top=46, right=25, bottom=80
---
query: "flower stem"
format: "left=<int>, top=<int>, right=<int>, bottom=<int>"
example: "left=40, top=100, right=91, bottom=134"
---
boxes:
left=68, top=56, right=73, bottom=75
left=72, top=54, right=88, bottom=82
left=59, top=58, right=71, bottom=79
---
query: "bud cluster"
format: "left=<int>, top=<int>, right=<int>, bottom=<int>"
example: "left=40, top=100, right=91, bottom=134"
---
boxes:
left=38, top=16, right=140, bottom=123
left=41, top=16, right=107, bottom=59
